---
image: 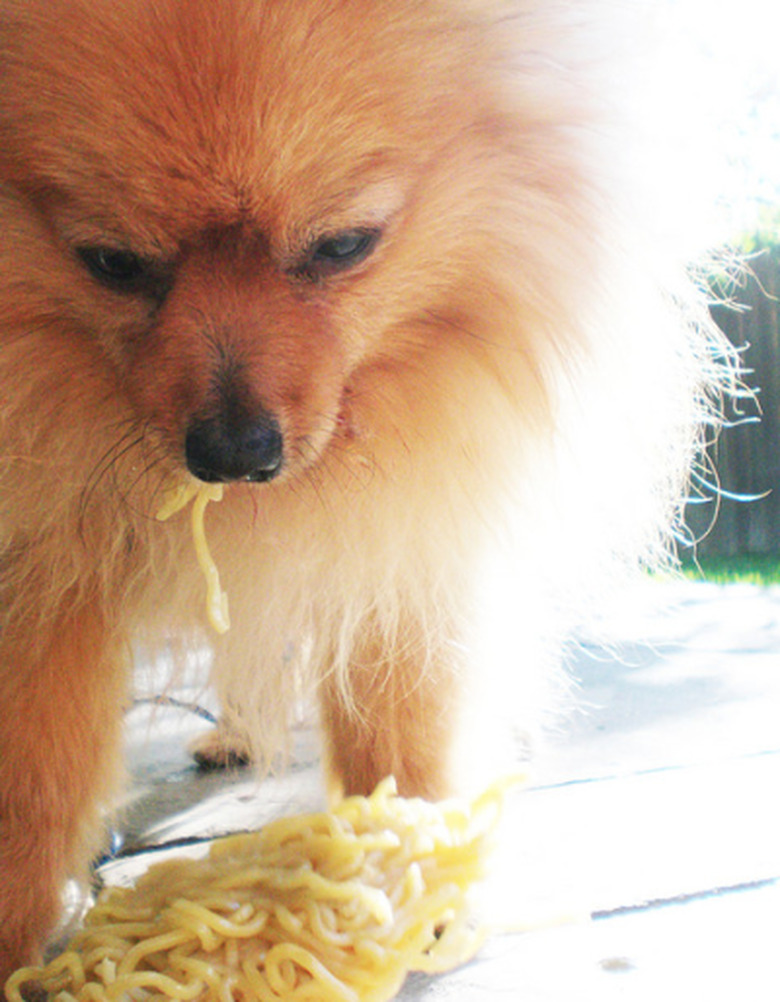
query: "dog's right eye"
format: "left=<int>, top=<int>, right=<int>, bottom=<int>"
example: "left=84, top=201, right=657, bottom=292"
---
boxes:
left=77, top=246, right=150, bottom=293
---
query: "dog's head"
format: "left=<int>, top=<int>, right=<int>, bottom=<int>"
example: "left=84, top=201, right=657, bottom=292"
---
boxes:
left=1, top=0, right=557, bottom=490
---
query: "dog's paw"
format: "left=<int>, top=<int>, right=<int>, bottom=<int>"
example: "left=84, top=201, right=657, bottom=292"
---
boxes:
left=188, top=721, right=252, bottom=770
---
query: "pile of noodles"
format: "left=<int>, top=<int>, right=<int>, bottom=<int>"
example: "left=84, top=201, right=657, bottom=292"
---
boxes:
left=6, top=778, right=508, bottom=1002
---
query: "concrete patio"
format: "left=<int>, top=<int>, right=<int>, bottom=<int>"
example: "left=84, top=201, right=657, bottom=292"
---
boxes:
left=99, top=580, right=780, bottom=1001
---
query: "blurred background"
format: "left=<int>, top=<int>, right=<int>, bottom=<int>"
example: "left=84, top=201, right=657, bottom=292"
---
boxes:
left=663, top=0, right=780, bottom=573
left=645, top=0, right=780, bottom=577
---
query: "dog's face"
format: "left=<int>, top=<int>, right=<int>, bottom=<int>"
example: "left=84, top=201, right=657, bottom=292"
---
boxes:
left=0, top=0, right=511, bottom=489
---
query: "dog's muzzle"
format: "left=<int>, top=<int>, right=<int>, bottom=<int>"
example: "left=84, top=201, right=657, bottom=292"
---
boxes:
left=185, top=410, right=283, bottom=483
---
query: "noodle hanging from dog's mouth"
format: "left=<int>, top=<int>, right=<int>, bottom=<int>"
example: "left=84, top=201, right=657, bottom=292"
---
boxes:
left=156, top=481, right=230, bottom=634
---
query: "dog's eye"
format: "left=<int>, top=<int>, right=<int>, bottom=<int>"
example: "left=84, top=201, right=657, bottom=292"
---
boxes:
left=314, top=231, right=375, bottom=263
left=77, top=246, right=150, bottom=293
left=300, top=229, right=380, bottom=279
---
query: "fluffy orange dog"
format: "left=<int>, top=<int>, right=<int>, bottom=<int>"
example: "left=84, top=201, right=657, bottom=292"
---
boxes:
left=0, top=0, right=723, bottom=983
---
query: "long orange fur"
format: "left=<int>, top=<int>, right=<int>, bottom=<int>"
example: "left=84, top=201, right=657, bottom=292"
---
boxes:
left=0, top=0, right=726, bottom=984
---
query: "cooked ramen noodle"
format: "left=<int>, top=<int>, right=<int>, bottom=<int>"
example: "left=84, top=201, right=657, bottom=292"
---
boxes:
left=5, top=778, right=506, bottom=1002
left=156, top=481, right=230, bottom=634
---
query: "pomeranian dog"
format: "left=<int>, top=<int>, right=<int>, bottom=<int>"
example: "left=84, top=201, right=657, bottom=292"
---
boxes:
left=0, top=0, right=725, bottom=983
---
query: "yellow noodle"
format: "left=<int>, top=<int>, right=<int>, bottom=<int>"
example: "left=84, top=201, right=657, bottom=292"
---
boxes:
left=5, top=778, right=511, bottom=1002
left=156, top=481, right=230, bottom=634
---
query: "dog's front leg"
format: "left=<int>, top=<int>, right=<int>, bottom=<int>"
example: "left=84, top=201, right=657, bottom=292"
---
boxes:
left=319, top=616, right=461, bottom=803
left=0, top=592, right=127, bottom=988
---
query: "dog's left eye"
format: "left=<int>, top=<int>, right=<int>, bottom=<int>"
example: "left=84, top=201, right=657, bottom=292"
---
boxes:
left=300, top=229, right=380, bottom=279
left=77, top=246, right=151, bottom=293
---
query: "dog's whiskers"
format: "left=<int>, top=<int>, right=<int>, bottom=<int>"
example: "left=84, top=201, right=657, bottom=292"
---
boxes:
left=78, top=421, right=168, bottom=532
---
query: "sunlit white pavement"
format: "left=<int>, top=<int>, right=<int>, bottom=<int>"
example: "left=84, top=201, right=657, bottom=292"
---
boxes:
left=114, top=581, right=780, bottom=1001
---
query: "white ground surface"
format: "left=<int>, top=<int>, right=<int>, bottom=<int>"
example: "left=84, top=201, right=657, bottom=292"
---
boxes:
left=108, top=581, right=780, bottom=1001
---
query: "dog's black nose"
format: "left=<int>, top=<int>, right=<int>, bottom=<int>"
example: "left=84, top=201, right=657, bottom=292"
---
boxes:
left=185, top=411, right=283, bottom=483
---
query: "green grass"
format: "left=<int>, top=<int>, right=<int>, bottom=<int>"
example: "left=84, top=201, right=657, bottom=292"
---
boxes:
left=680, top=553, right=780, bottom=585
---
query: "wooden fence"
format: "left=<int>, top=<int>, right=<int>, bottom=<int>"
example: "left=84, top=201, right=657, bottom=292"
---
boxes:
left=683, top=245, right=780, bottom=558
